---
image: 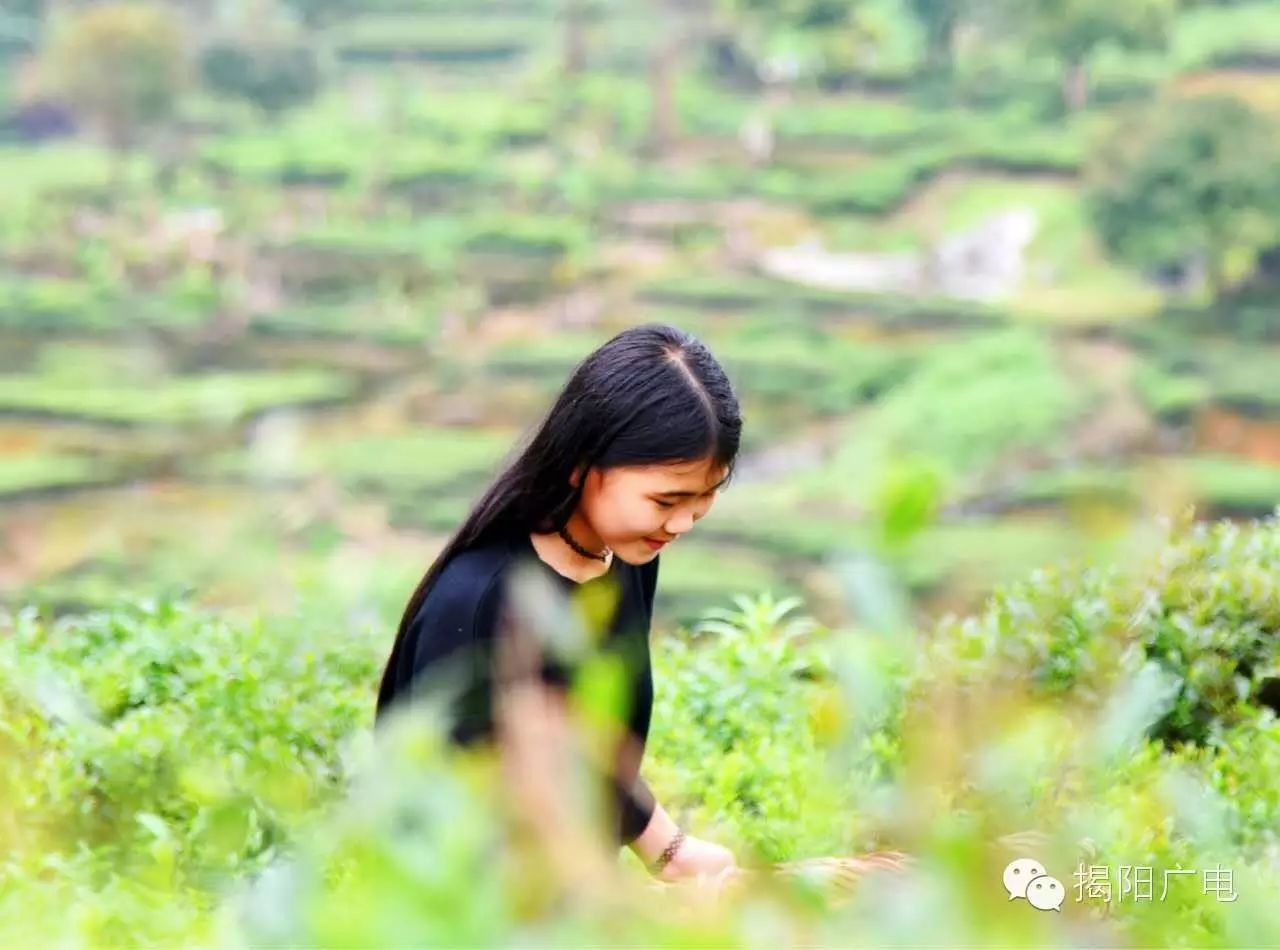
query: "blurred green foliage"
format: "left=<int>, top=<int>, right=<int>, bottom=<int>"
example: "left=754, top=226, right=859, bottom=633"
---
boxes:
left=1087, top=94, right=1280, bottom=305
left=200, top=39, right=321, bottom=118
left=41, top=3, right=185, bottom=151
left=2, top=515, right=1279, bottom=944
left=4, top=1, right=1280, bottom=942
left=0, top=597, right=378, bottom=943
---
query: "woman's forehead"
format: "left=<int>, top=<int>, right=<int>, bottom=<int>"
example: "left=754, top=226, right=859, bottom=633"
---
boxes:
left=616, top=458, right=726, bottom=490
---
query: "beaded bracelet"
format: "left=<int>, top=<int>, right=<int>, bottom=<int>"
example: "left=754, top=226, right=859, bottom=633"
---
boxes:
left=653, top=828, right=686, bottom=874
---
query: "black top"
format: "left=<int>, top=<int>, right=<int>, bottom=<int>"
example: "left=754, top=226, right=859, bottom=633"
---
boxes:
left=376, top=529, right=659, bottom=847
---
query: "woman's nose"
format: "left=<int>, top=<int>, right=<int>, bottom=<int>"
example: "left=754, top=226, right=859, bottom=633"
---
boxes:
left=665, top=509, right=696, bottom=534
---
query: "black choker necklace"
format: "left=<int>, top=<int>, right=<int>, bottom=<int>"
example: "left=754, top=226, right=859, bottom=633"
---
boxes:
left=557, top=524, right=611, bottom=562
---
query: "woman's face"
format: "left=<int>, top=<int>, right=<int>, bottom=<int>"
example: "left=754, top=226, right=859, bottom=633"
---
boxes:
left=572, top=456, right=728, bottom=564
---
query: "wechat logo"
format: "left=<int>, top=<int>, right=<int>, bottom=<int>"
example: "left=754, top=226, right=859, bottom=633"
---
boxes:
left=1003, top=857, right=1065, bottom=912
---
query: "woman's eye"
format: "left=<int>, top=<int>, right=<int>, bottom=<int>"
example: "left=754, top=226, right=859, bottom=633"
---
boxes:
left=654, top=499, right=675, bottom=510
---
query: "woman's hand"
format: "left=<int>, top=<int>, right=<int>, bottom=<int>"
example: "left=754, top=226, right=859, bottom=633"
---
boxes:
left=628, top=802, right=738, bottom=887
left=656, top=833, right=737, bottom=883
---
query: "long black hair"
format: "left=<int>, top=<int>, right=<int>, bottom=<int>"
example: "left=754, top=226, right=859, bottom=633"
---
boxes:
left=375, top=322, right=743, bottom=717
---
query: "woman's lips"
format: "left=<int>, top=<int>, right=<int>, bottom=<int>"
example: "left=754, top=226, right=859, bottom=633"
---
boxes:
left=644, top=537, right=669, bottom=551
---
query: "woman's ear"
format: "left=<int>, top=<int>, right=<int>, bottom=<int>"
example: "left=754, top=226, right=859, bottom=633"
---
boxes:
left=569, top=463, right=585, bottom=488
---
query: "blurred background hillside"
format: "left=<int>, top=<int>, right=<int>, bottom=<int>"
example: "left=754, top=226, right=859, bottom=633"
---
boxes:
left=3, top=0, right=1280, bottom=635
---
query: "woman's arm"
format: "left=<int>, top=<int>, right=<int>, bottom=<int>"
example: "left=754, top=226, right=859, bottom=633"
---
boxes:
left=628, top=798, right=680, bottom=866
left=628, top=797, right=738, bottom=881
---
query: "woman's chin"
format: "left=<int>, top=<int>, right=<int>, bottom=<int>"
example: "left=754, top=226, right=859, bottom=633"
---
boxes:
left=612, top=540, right=661, bottom=564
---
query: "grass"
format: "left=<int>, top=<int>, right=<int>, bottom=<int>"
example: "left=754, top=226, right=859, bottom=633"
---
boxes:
left=1172, top=0, right=1280, bottom=70
left=897, top=515, right=1106, bottom=596
left=1012, top=455, right=1280, bottom=516
left=1133, top=361, right=1212, bottom=424
left=713, top=330, right=917, bottom=414
left=702, top=462, right=1156, bottom=605
left=460, top=214, right=591, bottom=260
left=249, top=299, right=439, bottom=345
left=3, top=0, right=1278, bottom=677
left=941, top=175, right=1159, bottom=322
left=0, top=451, right=109, bottom=496
left=8, top=514, right=1280, bottom=945
left=651, top=540, right=790, bottom=624
left=0, top=145, right=151, bottom=223
left=698, top=495, right=870, bottom=562
left=1130, top=334, right=1280, bottom=418
left=0, top=276, right=113, bottom=333
left=481, top=332, right=609, bottom=379
left=202, top=425, right=518, bottom=495
left=201, top=95, right=424, bottom=183
left=803, top=329, right=1093, bottom=506
left=1173, top=70, right=1280, bottom=120
left=1160, top=456, right=1279, bottom=515
left=635, top=270, right=1011, bottom=329
left=0, top=369, right=356, bottom=426
left=773, top=95, right=946, bottom=148
left=332, top=13, right=549, bottom=62
left=813, top=173, right=1159, bottom=322
left=202, top=133, right=363, bottom=184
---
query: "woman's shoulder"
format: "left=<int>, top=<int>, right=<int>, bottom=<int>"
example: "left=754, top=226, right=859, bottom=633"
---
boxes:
left=444, top=534, right=519, bottom=577
left=421, top=533, right=656, bottom=619
left=415, top=536, right=520, bottom=623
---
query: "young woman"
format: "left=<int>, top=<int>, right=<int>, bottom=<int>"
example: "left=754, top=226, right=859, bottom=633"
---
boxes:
left=375, top=322, right=743, bottom=882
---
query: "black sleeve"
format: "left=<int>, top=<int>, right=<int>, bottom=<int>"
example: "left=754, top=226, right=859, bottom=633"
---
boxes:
left=616, top=772, right=658, bottom=847
left=407, top=571, right=504, bottom=746
left=618, top=557, right=660, bottom=846
left=641, top=555, right=660, bottom=617
left=417, top=570, right=649, bottom=846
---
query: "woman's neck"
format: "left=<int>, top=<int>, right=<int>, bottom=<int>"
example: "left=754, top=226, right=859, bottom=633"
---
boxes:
left=529, top=517, right=613, bottom=584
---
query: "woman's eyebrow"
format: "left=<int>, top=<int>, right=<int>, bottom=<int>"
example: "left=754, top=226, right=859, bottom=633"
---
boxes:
left=655, top=476, right=729, bottom=498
